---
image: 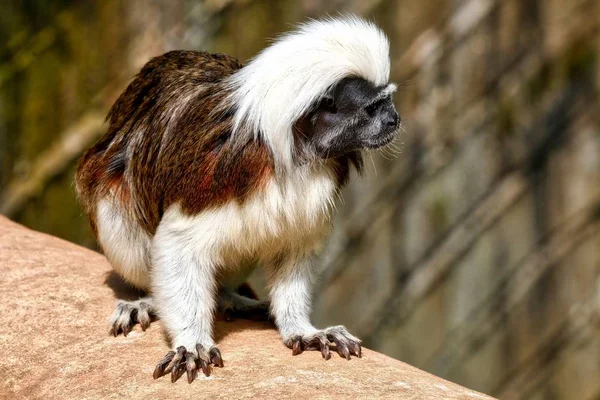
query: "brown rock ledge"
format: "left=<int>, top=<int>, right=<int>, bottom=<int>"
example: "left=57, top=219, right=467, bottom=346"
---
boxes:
left=0, top=215, right=493, bottom=399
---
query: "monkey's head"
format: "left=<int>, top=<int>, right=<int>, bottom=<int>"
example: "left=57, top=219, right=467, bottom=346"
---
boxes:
left=226, top=16, right=399, bottom=170
left=298, top=78, right=399, bottom=159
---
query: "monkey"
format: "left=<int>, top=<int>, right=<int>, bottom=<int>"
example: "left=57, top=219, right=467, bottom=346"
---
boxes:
left=75, top=16, right=399, bottom=384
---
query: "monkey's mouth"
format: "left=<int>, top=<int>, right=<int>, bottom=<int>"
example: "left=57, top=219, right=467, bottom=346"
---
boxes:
left=362, top=130, right=397, bottom=149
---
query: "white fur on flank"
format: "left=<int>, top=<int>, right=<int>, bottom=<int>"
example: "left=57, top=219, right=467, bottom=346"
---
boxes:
left=97, top=198, right=152, bottom=290
left=153, top=162, right=338, bottom=271
left=225, top=16, right=392, bottom=170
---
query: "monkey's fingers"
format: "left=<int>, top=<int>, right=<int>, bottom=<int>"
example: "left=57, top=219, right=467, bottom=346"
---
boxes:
left=289, top=334, right=332, bottom=359
left=171, top=363, right=186, bottom=383
left=291, top=336, right=304, bottom=355
left=319, top=341, right=331, bottom=360
left=153, top=351, right=176, bottom=379
left=350, top=342, right=362, bottom=358
left=333, top=339, right=351, bottom=360
left=108, top=299, right=156, bottom=336
left=154, top=344, right=224, bottom=382
left=185, top=353, right=197, bottom=384
left=169, top=347, right=187, bottom=383
left=340, top=338, right=361, bottom=358
left=199, top=359, right=210, bottom=377
left=109, top=305, right=135, bottom=337
left=209, top=347, right=224, bottom=368
left=307, top=334, right=331, bottom=360
left=195, top=344, right=212, bottom=377
left=136, top=301, right=153, bottom=331
left=326, top=335, right=361, bottom=360
left=193, top=344, right=225, bottom=377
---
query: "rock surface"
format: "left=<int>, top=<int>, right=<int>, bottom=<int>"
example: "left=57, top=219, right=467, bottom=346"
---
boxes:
left=0, top=216, right=492, bottom=399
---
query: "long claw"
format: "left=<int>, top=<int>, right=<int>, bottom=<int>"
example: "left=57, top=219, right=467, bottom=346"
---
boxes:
left=292, top=338, right=303, bottom=356
left=153, top=351, right=175, bottom=379
left=185, top=354, right=197, bottom=384
left=166, top=346, right=186, bottom=372
left=138, top=302, right=151, bottom=329
left=139, top=320, right=149, bottom=331
left=138, top=310, right=151, bottom=331
left=171, top=363, right=185, bottom=383
left=352, top=343, right=362, bottom=358
left=200, top=359, right=210, bottom=377
left=108, top=300, right=155, bottom=336
left=286, top=328, right=361, bottom=361
left=320, top=342, right=331, bottom=360
left=186, top=368, right=196, bottom=384
left=335, top=340, right=351, bottom=360
left=168, top=347, right=187, bottom=383
left=210, top=347, right=224, bottom=367
left=154, top=345, right=223, bottom=382
left=122, top=324, right=131, bottom=337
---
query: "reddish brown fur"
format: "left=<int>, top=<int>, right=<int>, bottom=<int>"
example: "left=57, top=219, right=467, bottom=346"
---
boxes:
left=76, top=50, right=361, bottom=237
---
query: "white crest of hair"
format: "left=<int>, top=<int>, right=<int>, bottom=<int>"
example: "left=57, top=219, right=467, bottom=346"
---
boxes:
left=224, top=15, right=392, bottom=171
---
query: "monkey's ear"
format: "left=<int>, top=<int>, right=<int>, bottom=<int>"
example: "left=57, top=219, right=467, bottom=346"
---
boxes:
left=307, top=96, right=335, bottom=125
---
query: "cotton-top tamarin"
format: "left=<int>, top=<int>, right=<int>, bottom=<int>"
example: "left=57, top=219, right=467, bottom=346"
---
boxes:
left=76, top=16, right=399, bottom=383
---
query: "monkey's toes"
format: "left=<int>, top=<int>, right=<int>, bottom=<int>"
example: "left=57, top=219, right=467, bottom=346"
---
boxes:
left=153, top=344, right=224, bottom=383
left=326, top=326, right=362, bottom=360
left=108, top=299, right=155, bottom=337
left=288, top=326, right=361, bottom=360
left=290, top=333, right=332, bottom=360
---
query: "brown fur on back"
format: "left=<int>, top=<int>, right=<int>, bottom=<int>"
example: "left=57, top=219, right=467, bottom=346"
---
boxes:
left=76, top=50, right=361, bottom=236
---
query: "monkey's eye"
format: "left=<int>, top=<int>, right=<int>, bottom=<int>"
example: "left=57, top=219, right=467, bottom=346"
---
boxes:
left=365, top=97, right=387, bottom=117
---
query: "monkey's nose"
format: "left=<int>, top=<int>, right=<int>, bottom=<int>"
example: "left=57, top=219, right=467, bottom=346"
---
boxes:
left=384, top=112, right=400, bottom=128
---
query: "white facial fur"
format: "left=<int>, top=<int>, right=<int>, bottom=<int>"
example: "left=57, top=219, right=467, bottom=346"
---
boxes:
left=225, top=16, right=392, bottom=172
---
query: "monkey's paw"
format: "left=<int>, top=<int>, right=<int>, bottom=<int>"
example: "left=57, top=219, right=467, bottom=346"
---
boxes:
left=153, top=344, right=224, bottom=383
left=287, top=325, right=362, bottom=360
left=108, top=298, right=155, bottom=337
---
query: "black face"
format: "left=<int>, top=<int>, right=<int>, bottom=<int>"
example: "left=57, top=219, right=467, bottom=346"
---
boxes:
left=298, top=77, right=400, bottom=159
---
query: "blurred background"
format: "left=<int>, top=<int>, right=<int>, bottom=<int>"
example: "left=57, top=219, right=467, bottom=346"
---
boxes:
left=1, top=0, right=599, bottom=398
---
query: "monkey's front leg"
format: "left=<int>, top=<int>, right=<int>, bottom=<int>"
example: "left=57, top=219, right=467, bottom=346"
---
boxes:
left=268, top=256, right=362, bottom=360
left=150, top=232, right=223, bottom=383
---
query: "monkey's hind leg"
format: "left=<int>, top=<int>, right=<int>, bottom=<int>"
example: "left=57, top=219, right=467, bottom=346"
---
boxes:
left=108, top=297, right=156, bottom=337
left=218, top=289, right=272, bottom=322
